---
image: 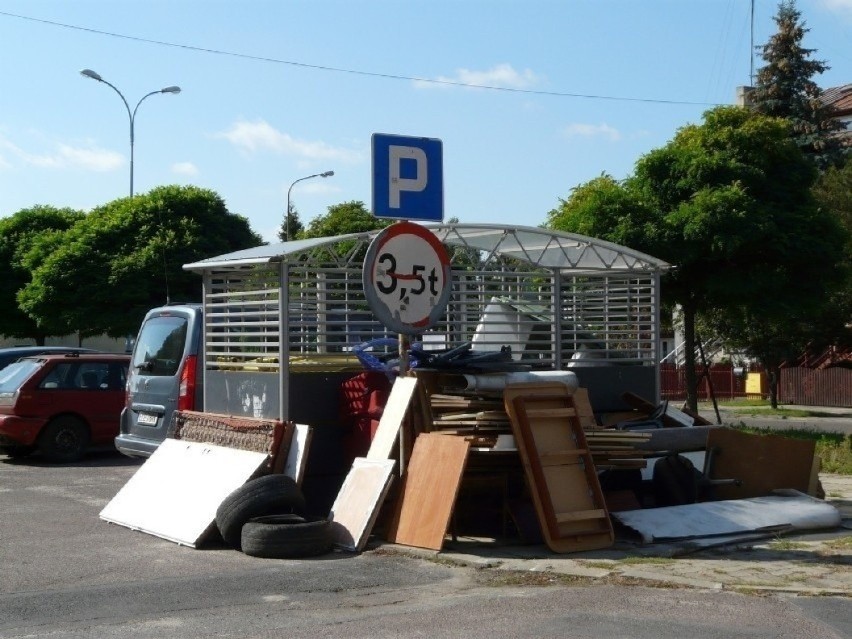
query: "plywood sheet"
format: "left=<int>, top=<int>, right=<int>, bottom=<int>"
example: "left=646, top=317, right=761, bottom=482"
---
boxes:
left=366, top=376, right=418, bottom=461
left=99, top=439, right=269, bottom=547
left=706, top=428, right=816, bottom=499
left=385, top=433, right=470, bottom=550
left=329, top=458, right=396, bottom=552
left=504, top=382, right=614, bottom=553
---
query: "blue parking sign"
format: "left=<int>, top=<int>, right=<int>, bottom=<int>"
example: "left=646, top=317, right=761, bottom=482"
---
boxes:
left=372, top=133, right=443, bottom=221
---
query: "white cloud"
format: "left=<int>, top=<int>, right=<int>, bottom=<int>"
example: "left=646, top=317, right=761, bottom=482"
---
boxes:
left=561, top=123, right=623, bottom=142
left=171, top=161, right=199, bottom=176
left=0, top=135, right=123, bottom=171
left=414, top=63, right=542, bottom=90
left=215, top=119, right=362, bottom=163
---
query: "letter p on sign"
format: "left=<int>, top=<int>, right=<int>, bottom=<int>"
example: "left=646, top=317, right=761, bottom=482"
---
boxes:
left=372, top=133, right=443, bottom=221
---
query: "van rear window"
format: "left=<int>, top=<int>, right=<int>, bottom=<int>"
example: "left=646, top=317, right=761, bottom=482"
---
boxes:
left=132, top=316, right=188, bottom=376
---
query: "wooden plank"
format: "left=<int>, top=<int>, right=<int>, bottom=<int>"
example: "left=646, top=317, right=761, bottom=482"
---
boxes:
left=366, top=377, right=418, bottom=461
left=329, top=458, right=396, bottom=552
left=539, top=450, right=588, bottom=465
left=706, top=428, right=816, bottom=499
left=524, top=407, right=577, bottom=418
left=503, top=382, right=614, bottom=553
left=385, top=433, right=470, bottom=551
left=572, top=387, right=597, bottom=430
left=555, top=509, right=607, bottom=523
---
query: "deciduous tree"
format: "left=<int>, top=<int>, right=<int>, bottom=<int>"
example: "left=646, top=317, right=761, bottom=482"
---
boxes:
left=0, top=206, right=83, bottom=343
left=18, top=185, right=263, bottom=338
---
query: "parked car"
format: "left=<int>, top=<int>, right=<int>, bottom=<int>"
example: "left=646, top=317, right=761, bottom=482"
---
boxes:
left=0, top=352, right=130, bottom=461
left=116, top=304, right=204, bottom=458
left=0, top=346, right=100, bottom=372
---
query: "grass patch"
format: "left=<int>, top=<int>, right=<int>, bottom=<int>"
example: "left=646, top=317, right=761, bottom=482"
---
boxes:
left=616, top=556, right=676, bottom=566
left=477, top=569, right=591, bottom=587
left=767, top=539, right=809, bottom=551
left=822, top=536, right=852, bottom=551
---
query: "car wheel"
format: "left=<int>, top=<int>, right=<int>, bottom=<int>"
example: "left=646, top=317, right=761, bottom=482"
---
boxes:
left=0, top=445, right=35, bottom=459
left=241, top=515, right=333, bottom=559
left=37, top=416, right=90, bottom=462
left=215, top=474, right=307, bottom=548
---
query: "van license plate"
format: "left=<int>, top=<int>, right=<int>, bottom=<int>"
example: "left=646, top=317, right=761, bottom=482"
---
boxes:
left=137, top=412, right=158, bottom=425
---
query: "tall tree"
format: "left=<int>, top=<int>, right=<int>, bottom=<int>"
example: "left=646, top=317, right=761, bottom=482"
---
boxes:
left=18, top=185, right=263, bottom=338
left=0, top=206, right=84, bottom=343
left=750, top=0, right=846, bottom=170
left=277, top=201, right=304, bottom=242
left=301, top=200, right=391, bottom=239
left=548, top=106, right=847, bottom=410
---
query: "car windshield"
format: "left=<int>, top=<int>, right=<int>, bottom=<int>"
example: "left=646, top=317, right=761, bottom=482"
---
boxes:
left=0, top=359, right=43, bottom=392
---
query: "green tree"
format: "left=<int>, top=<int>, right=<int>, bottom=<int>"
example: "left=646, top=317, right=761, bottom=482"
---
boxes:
left=300, top=200, right=391, bottom=239
left=750, top=0, right=846, bottom=170
left=277, top=201, right=304, bottom=242
left=18, top=185, right=263, bottom=338
left=548, top=106, right=847, bottom=410
left=0, top=206, right=84, bottom=343
left=813, top=156, right=852, bottom=235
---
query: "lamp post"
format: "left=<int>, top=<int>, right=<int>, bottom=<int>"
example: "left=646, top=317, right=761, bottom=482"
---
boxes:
left=80, top=69, right=181, bottom=197
left=285, top=171, right=334, bottom=241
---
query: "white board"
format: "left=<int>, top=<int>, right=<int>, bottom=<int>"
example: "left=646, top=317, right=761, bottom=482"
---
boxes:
left=283, top=423, right=312, bottom=486
left=329, top=458, right=395, bottom=552
left=99, top=439, right=269, bottom=547
left=366, top=376, right=417, bottom=461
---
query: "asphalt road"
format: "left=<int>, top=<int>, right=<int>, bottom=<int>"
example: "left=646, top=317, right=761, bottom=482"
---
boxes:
left=1, top=451, right=849, bottom=639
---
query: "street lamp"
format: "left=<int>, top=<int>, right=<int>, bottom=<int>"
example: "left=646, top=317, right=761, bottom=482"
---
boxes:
left=80, top=68, right=181, bottom=197
left=285, top=171, right=334, bottom=241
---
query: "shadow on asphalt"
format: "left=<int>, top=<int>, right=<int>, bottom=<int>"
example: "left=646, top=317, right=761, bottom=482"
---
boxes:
left=1, top=449, right=144, bottom=468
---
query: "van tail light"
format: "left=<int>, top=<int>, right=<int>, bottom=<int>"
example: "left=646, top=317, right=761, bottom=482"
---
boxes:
left=178, top=355, right=198, bottom=411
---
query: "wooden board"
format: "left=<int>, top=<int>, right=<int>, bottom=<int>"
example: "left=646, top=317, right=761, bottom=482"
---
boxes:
left=329, top=457, right=396, bottom=552
left=366, top=376, right=418, bottom=461
left=503, top=382, right=614, bottom=553
left=706, top=428, right=816, bottom=500
left=99, top=439, right=269, bottom=547
left=385, top=433, right=470, bottom=550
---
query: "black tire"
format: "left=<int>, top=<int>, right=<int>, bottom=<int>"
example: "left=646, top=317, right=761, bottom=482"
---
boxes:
left=37, top=416, right=90, bottom=462
left=241, top=515, right=333, bottom=559
left=215, top=474, right=306, bottom=548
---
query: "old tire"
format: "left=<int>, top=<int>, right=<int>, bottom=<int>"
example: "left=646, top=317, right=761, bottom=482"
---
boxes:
left=215, top=474, right=306, bottom=548
left=241, top=515, right=333, bottom=559
left=37, top=416, right=90, bottom=462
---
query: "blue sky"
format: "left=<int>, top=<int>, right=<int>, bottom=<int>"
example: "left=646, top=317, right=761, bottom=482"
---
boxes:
left=1, top=0, right=850, bottom=243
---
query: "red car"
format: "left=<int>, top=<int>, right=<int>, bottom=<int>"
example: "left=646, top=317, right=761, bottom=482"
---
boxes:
left=0, top=353, right=130, bottom=461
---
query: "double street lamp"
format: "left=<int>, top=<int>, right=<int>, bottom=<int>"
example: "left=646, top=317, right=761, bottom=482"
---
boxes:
left=285, top=171, right=334, bottom=241
left=80, top=68, right=181, bottom=197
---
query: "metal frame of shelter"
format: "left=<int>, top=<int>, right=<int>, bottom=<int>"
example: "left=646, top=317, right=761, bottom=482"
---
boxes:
left=184, top=223, right=671, bottom=421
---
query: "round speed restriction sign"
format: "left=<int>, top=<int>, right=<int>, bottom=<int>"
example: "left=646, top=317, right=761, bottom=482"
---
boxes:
left=363, top=221, right=452, bottom=335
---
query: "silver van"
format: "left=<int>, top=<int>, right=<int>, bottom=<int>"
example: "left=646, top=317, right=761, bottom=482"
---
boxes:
left=115, top=304, right=203, bottom=458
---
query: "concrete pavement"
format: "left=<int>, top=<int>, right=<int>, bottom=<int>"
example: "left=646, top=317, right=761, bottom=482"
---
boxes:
left=379, top=472, right=851, bottom=596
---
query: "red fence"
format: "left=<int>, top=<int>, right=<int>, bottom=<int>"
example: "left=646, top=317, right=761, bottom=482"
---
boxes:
left=778, top=367, right=852, bottom=407
left=660, top=363, right=748, bottom=401
left=660, top=363, right=852, bottom=407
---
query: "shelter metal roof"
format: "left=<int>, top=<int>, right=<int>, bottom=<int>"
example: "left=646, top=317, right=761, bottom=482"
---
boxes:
left=183, top=223, right=670, bottom=274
